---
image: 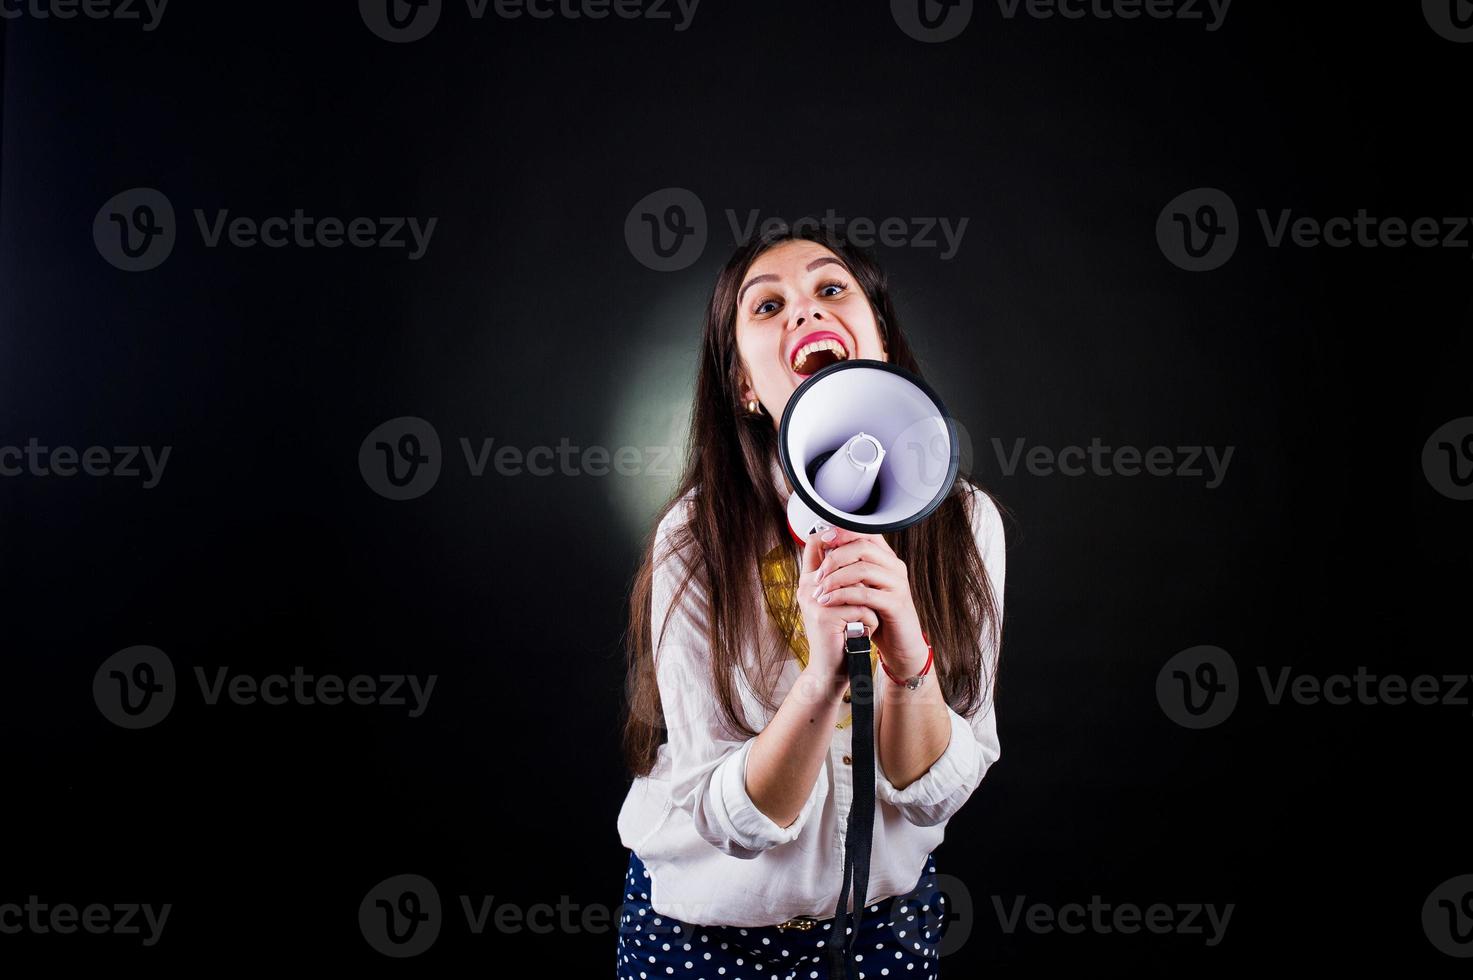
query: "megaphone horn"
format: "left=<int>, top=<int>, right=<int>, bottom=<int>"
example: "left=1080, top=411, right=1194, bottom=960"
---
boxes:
left=778, top=358, right=960, bottom=545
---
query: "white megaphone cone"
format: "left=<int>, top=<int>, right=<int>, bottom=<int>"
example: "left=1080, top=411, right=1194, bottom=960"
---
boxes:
left=778, top=359, right=959, bottom=545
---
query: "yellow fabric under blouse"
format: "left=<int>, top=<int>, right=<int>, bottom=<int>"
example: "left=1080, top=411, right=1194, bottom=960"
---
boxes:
left=757, top=540, right=881, bottom=730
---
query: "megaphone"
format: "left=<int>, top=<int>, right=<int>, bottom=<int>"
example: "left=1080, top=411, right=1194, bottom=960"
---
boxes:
left=776, top=358, right=963, bottom=980
left=778, top=358, right=960, bottom=545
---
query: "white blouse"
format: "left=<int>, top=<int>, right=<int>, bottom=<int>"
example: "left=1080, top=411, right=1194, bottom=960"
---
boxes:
left=616, top=451, right=1005, bottom=927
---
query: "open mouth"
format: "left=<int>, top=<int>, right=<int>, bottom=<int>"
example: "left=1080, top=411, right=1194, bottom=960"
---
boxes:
left=789, top=331, right=850, bottom=377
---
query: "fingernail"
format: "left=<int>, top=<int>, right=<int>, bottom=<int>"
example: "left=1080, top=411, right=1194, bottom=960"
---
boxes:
left=818, top=593, right=830, bottom=604
left=821, top=530, right=837, bottom=542
left=811, top=585, right=822, bottom=599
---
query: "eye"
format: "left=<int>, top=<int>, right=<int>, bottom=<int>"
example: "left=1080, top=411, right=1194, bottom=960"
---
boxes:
left=818, top=279, right=848, bottom=298
left=754, top=296, right=781, bottom=316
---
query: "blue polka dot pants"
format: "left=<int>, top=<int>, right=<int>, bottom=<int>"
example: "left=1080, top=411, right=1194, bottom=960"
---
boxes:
left=615, top=849, right=945, bottom=979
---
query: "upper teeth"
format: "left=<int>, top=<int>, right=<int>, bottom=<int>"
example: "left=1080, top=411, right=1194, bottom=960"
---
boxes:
left=792, top=339, right=848, bottom=371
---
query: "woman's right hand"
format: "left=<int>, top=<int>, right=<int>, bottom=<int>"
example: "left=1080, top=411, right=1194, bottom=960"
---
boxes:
left=796, top=529, right=879, bottom=682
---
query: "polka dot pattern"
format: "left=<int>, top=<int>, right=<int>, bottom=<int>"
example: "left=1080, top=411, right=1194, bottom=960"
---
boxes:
left=615, top=850, right=945, bottom=979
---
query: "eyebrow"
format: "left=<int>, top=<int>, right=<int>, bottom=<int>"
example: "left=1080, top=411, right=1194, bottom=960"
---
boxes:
left=737, top=256, right=848, bottom=307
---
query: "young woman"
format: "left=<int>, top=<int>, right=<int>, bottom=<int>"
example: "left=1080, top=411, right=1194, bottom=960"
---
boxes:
left=615, top=225, right=1006, bottom=979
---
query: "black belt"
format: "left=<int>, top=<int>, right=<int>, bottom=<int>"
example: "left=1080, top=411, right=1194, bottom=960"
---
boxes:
left=827, top=624, right=875, bottom=980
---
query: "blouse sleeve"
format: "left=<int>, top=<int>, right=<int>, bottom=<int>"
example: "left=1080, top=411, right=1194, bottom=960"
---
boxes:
left=653, top=498, right=828, bottom=859
left=874, top=483, right=1005, bottom=827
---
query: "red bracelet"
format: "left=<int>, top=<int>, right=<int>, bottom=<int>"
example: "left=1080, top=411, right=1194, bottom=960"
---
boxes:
left=879, top=630, right=933, bottom=685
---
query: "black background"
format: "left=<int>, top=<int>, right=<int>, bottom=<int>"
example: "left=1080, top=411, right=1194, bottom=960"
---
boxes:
left=1, top=1, right=1469, bottom=973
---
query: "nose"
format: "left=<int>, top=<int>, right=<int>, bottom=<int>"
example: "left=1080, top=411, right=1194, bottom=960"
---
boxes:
left=791, top=307, right=825, bottom=331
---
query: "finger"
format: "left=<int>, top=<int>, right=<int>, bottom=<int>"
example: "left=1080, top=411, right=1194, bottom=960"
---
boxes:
left=816, top=584, right=895, bottom=614
left=807, top=518, right=842, bottom=574
left=801, top=527, right=826, bottom=575
left=816, top=561, right=899, bottom=595
left=822, top=605, right=880, bottom=634
left=817, top=538, right=893, bottom=583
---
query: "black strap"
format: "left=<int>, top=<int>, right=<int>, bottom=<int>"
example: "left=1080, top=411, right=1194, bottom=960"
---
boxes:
left=828, top=629, right=875, bottom=980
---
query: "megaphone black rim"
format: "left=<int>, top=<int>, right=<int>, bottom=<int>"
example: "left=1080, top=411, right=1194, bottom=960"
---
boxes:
left=777, top=358, right=961, bottom=536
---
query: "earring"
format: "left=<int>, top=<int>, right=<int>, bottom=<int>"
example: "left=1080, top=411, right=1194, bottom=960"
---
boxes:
left=745, top=398, right=764, bottom=415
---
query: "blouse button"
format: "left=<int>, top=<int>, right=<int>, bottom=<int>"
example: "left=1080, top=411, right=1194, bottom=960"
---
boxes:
left=842, top=755, right=852, bottom=766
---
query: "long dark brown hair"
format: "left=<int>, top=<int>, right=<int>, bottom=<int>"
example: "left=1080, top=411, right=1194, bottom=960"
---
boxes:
left=621, top=224, right=1006, bottom=778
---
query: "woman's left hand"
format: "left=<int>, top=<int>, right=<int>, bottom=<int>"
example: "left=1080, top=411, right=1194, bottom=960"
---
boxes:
left=811, top=527, right=930, bottom=676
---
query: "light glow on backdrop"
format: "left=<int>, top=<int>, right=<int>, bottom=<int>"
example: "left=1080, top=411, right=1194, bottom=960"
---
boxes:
left=601, top=281, right=708, bottom=547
